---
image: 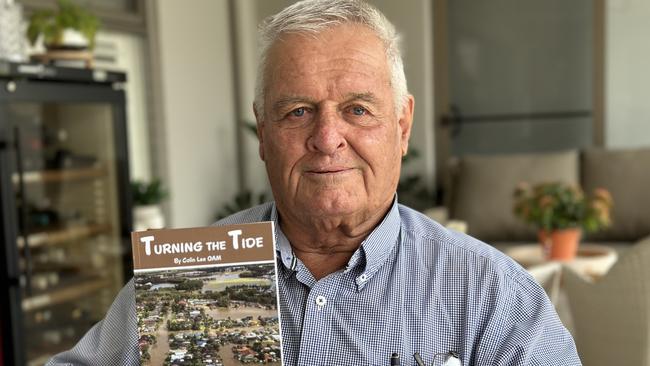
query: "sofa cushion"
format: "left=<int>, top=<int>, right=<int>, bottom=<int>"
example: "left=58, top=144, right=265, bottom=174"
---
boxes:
left=449, top=150, right=579, bottom=242
left=582, top=147, right=650, bottom=241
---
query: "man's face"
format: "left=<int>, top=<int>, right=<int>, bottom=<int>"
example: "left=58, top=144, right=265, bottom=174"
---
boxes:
left=256, top=24, right=414, bottom=222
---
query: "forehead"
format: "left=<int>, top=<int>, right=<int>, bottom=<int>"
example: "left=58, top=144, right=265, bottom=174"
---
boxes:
left=264, top=24, right=391, bottom=99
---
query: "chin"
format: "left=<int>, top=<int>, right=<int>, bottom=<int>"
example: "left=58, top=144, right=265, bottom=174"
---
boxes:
left=303, top=195, right=361, bottom=217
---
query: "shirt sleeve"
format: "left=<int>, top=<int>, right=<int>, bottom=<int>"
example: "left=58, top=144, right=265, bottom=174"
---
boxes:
left=45, top=279, right=140, bottom=366
left=474, top=272, right=582, bottom=366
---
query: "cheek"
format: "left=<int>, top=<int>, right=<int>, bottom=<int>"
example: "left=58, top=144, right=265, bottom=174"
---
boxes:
left=264, top=130, right=306, bottom=171
left=354, top=128, right=402, bottom=168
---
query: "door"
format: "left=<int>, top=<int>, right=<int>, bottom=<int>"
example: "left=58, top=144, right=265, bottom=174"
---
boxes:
left=0, top=79, right=131, bottom=365
left=434, top=0, right=604, bottom=184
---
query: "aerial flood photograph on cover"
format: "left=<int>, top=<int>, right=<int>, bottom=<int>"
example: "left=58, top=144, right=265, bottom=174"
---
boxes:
left=134, top=264, right=282, bottom=366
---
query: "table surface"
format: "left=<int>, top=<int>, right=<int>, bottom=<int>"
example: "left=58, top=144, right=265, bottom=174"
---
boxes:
left=504, top=243, right=618, bottom=279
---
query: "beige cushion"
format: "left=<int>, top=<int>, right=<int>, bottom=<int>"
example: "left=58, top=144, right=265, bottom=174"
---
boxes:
left=582, top=147, right=650, bottom=241
left=449, top=150, right=579, bottom=242
left=564, top=236, right=650, bottom=366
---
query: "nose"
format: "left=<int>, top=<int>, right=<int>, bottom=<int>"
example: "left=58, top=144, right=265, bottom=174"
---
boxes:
left=307, top=109, right=347, bottom=155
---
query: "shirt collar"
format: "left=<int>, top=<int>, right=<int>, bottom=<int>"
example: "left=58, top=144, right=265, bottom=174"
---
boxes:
left=270, top=206, right=292, bottom=275
left=272, top=197, right=402, bottom=290
left=354, top=197, right=401, bottom=290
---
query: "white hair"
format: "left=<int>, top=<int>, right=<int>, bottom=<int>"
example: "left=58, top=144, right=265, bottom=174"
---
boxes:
left=254, top=0, right=408, bottom=118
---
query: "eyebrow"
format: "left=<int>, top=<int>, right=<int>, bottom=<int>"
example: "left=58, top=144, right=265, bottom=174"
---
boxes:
left=271, top=96, right=317, bottom=112
left=343, top=92, right=380, bottom=105
left=270, top=92, right=381, bottom=113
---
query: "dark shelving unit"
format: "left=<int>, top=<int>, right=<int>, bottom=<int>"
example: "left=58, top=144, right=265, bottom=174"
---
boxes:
left=0, top=61, right=132, bottom=366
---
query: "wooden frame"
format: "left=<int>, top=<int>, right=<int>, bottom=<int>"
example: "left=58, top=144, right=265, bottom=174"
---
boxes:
left=433, top=0, right=450, bottom=191
left=593, top=0, right=606, bottom=147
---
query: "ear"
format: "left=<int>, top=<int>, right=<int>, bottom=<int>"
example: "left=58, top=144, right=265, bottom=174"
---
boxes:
left=398, top=95, right=415, bottom=156
left=253, top=103, right=265, bottom=161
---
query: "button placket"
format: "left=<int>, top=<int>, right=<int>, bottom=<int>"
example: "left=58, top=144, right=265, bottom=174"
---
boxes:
left=297, top=274, right=342, bottom=365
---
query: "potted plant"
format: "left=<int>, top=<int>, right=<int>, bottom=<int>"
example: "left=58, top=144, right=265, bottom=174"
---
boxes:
left=131, top=179, right=168, bottom=231
left=26, top=0, right=100, bottom=51
left=513, top=182, right=613, bottom=260
left=215, top=190, right=268, bottom=221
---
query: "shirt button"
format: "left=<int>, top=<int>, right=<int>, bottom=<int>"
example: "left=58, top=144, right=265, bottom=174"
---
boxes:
left=358, top=274, right=368, bottom=282
left=315, top=295, right=327, bottom=307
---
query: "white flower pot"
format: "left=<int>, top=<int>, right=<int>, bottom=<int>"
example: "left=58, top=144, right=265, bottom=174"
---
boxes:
left=133, top=204, right=165, bottom=232
left=60, top=28, right=89, bottom=48
left=44, top=28, right=89, bottom=50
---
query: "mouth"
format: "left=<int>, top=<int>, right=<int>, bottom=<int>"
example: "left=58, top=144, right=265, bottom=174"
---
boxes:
left=304, top=167, right=353, bottom=175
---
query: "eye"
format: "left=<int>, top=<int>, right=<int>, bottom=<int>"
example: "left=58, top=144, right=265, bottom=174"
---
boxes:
left=351, top=106, right=367, bottom=116
left=291, top=107, right=306, bottom=117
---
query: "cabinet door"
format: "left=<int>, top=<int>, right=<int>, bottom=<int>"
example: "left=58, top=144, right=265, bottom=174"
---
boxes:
left=8, top=101, right=128, bottom=365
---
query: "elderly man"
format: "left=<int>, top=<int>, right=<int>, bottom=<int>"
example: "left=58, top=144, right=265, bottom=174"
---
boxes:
left=48, top=0, right=581, bottom=365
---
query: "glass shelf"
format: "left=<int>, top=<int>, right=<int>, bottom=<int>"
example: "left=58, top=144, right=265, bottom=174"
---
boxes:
left=17, top=223, right=112, bottom=249
left=12, top=166, right=108, bottom=185
left=22, top=277, right=111, bottom=312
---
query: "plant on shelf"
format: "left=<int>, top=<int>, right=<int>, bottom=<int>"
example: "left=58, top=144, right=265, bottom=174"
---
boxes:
left=131, top=179, right=168, bottom=231
left=215, top=190, right=269, bottom=221
left=513, top=181, right=613, bottom=260
left=396, top=148, right=437, bottom=212
left=26, top=0, right=100, bottom=50
left=214, top=121, right=270, bottom=221
left=132, top=179, right=167, bottom=206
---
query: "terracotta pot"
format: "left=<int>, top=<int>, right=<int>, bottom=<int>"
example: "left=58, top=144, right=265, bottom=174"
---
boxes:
left=539, top=228, right=581, bottom=261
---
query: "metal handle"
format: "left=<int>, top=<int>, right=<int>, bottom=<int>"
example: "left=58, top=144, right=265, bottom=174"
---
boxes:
left=441, top=105, right=592, bottom=125
left=439, top=104, right=463, bottom=137
left=13, top=126, right=33, bottom=296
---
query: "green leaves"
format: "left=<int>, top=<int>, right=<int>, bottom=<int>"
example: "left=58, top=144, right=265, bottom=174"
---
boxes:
left=215, top=190, right=268, bottom=220
left=513, top=182, right=613, bottom=233
left=27, top=0, right=100, bottom=48
left=397, top=147, right=436, bottom=211
left=131, top=179, right=168, bottom=206
left=27, top=10, right=56, bottom=46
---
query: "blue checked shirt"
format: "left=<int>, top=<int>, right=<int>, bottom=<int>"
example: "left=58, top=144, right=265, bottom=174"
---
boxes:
left=47, top=200, right=581, bottom=365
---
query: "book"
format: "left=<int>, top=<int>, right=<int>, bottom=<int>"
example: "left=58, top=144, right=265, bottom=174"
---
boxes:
left=131, top=222, right=282, bottom=366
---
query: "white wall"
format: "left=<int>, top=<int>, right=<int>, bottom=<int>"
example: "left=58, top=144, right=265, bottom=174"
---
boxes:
left=605, top=0, right=650, bottom=148
left=232, top=0, right=270, bottom=195
left=152, top=0, right=239, bottom=227
left=94, top=31, right=152, bottom=182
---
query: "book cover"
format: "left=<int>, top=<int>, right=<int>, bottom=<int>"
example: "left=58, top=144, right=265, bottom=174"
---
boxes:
left=131, top=223, right=282, bottom=366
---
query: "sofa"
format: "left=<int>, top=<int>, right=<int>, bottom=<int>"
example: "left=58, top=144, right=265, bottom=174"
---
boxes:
left=444, top=147, right=650, bottom=249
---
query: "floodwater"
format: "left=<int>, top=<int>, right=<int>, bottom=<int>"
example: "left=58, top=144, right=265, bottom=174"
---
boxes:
left=205, top=306, right=278, bottom=320
left=201, top=278, right=271, bottom=293
left=140, top=269, right=279, bottom=365
left=146, top=314, right=171, bottom=365
left=149, top=283, right=176, bottom=290
left=206, top=305, right=280, bottom=366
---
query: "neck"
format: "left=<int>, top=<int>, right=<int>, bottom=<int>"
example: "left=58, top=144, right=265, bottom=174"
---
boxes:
left=278, top=201, right=392, bottom=280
